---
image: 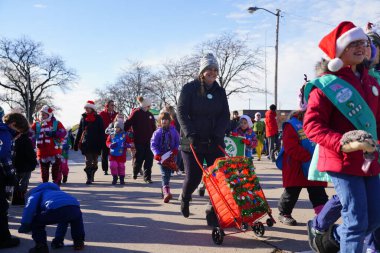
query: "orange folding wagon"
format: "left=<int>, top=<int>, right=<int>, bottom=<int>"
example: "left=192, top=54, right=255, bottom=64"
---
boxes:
left=191, top=145, right=276, bottom=245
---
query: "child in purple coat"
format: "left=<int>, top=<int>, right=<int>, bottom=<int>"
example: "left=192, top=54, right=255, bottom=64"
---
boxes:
left=150, top=112, right=179, bottom=203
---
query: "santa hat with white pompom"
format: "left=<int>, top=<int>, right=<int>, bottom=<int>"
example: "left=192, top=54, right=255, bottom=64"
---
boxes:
left=319, top=21, right=367, bottom=72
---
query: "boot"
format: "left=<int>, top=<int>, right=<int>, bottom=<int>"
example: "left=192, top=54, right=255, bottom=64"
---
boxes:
left=120, top=176, right=125, bottom=185
left=163, top=186, right=172, bottom=203
left=90, top=168, right=96, bottom=182
left=314, top=224, right=340, bottom=253
left=73, top=239, right=85, bottom=250
left=62, top=175, right=68, bottom=183
left=29, top=243, right=49, bottom=253
left=0, top=237, right=20, bottom=249
left=180, top=196, right=190, bottom=218
left=112, top=176, right=118, bottom=185
left=84, top=168, right=92, bottom=185
left=51, top=238, right=64, bottom=249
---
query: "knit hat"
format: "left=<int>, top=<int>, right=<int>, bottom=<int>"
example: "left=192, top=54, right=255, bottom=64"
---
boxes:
left=239, top=115, right=253, bottom=128
left=139, top=97, right=151, bottom=108
left=39, top=105, right=53, bottom=117
left=254, top=112, right=261, bottom=122
left=199, top=53, right=219, bottom=75
left=0, top=106, right=4, bottom=120
left=84, top=100, right=96, bottom=110
left=366, top=22, right=380, bottom=47
left=319, top=21, right=367, bottom=72
left=113, top=121, right=124, bottom=130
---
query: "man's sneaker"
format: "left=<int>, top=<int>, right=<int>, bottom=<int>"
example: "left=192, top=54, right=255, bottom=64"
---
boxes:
left=176, top=170, right=182, bottom=176
left=133, top=175, right=137, bottom=180
left=0, top=237, right=20, bottom=249
left=73, top=240, right=85, bottom=250
left=278, top=214, right=297, bottom=226
left=51, top=238, right=64, bottom=249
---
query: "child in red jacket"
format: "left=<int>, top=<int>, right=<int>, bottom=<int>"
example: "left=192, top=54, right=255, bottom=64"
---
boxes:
left=31, top=106, right=66, bottom=185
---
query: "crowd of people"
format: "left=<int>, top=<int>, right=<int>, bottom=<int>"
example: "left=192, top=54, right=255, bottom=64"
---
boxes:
left=1, top=20, right=380, bottom=253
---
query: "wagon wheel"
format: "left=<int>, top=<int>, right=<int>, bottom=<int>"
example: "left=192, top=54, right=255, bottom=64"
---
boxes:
left=241, top=222, right=249, bottom=231
left=266, top=218, right=274, bottom=227
left=212, top=227, right=224, bottom=245
left=252, top=222, right=265, bottom=237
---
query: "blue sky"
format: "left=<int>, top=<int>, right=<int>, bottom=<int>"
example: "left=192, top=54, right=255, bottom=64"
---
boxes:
left=0, top=0, right=379, bottom=127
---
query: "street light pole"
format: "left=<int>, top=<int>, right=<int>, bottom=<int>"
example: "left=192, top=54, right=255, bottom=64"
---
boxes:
left=274, top=9, right=280, bottom=107
left=248, top=6, right=281, bottom=107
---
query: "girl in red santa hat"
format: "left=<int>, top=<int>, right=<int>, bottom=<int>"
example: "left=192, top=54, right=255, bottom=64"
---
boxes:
left=31, top=105, right=67, bottom=184
left=73, top=100, right=105, bottom=184
left=303, top=21, right=380, bottom=253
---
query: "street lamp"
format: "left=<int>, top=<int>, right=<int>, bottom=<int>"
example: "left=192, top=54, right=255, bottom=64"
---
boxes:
left=248, top=6, right=280, bottom=107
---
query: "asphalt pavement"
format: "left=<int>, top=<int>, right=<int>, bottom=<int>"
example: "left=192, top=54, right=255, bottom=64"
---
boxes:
left=6, top=150, right=335, bottom=253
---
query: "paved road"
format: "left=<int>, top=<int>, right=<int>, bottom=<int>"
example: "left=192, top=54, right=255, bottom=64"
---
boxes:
left=7, top=151, right=333, bottom=253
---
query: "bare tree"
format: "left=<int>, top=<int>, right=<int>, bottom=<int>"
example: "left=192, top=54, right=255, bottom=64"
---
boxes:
left=0, top=37, right=77, bottom=122
left=96, top=61, right=154, bottom=116
left=195, top=32, right=265, bottom=97
left=161, top=56, right=198, bottom=105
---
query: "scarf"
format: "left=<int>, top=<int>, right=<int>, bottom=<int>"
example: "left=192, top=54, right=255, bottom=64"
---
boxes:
left=85, top=112, right=96, bottom=123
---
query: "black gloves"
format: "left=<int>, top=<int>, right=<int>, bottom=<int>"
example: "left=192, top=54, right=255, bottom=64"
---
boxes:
left=188, top=134, right=200, bottom=147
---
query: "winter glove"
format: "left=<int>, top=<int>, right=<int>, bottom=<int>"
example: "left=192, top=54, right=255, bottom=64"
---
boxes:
left=340, top=130, right=376, bottom=153
left=110, top=143, right=118, bottom=149
left=241, top=139, right=251, bottom=145
left=231, top=132, right=239, bottom=137
left=188, top=134, right=200, bottom=147
left=154, top=155, right=162, bottom=161
left=211, top=135, right=225, bottom=147
left=172, top=149, right=178, bottom=156
left=2, top=165, right=18, bottom=186
left=18, top=223, right=32, bottom=233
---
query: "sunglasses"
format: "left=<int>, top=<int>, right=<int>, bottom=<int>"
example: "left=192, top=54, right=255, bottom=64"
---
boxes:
left=348, top=40, right=370, bottom=48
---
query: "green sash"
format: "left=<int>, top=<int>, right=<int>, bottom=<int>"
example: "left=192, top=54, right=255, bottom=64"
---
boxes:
left=304, top=74, right=378, bottom=182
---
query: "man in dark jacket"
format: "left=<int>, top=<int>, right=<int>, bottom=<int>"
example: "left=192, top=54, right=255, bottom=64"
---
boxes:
left=177, top=53, right=230, bottom=218
left=124, top=96, right=156, bottom=183
left=0, top=109, right=29, bottom=249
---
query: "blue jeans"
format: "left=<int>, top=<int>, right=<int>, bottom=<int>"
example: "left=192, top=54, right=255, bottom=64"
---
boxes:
left=31, top=205, right=85, bottom=244
left=160, top=165, right=172, bottom=187
left=328, top=172, right=380, bottom=253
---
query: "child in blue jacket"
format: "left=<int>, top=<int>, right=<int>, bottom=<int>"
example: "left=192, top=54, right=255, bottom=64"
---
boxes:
left=18, top=182, right=85, bottom=253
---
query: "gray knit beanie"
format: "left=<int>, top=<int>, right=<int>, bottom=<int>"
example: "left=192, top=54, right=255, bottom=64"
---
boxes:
left=199, top=53, right=219, bottom=75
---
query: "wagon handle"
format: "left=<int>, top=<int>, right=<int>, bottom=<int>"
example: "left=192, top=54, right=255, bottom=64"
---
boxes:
left=218, top=145, right=230, bottom=158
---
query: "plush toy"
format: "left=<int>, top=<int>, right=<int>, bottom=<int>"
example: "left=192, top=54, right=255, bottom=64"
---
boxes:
left=340, top=130, right=377, bottom=173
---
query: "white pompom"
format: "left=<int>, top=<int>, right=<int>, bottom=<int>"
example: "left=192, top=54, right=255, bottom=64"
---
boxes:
left=327, top=58, right=344, bottom=72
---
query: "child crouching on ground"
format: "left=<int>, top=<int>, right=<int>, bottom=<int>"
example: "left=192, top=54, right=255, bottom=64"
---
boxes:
left=18, top=182, right=85, bottom=253
left=232, top=115, right=258, bottom=158
left=150, top=112, right=179, bottom=203
left=106, top=121, right=132, bottom=185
